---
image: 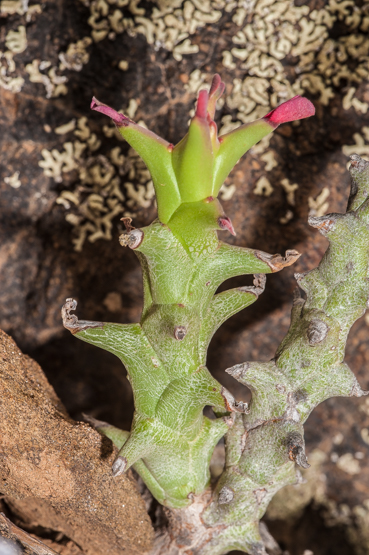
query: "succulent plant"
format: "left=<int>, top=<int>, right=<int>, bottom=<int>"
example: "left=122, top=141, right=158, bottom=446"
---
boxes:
left=62, top=76, right=368, bottom=554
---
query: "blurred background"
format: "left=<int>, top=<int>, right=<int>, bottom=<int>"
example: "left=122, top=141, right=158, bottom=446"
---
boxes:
left=1, top=0, right=369, bottom=553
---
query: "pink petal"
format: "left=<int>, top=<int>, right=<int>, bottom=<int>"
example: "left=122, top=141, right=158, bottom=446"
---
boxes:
left=264, top=96, right=315, bottom=126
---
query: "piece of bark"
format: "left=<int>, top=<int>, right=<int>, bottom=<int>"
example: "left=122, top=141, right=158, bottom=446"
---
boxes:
left=0, top=512, right=59, bottom=555
left=0, top=330, right=153, bottom=555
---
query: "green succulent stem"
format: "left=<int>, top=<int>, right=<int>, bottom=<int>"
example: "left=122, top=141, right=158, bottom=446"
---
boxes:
left=61, top=78, right=367, bottom=552
left=198, top=154, right=369, bottom=554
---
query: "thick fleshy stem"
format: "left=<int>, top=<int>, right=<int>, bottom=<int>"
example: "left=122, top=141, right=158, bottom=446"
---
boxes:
left=143, top=155, right=369, bottom=555
left=65, top=75, right=320, bottom=551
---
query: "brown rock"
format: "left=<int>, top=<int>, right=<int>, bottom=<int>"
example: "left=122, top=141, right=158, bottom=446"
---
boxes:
left=0, top=330, right=153, bottom=555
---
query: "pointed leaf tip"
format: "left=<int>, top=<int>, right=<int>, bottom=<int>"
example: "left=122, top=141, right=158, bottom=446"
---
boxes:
left=263, top=96, right=315, bottom=126
left=208, top=74, right=225, bottom=119
left=209, top=74, right=225, bottom=99
left=90, top=97, right=129, bottom=126
left=209, top=74, right=221, bottom=96
left=195, top=89, right=209, bottom=119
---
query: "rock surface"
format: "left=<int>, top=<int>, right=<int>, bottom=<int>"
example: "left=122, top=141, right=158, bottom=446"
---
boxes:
left=0, top=329, right=153, bottom=555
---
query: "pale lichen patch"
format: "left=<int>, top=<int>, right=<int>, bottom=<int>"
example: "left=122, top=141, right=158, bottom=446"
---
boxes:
left=80, top=0, right=223, bottom=57
left=253, top=176, right=273, bottom=197
left=59, top=37, right=92, bottom=71
left=126, top=99, right=139, bottom=119
left=280, top=178, right=298, bottom=206
left=5, top=25, right=27, bottom=54
left=173, top=39, right=199, bottom=61
left=218, top=115, right=239, bottom=135
left=26, top=60, right=68, bottom=99
left=219, top=183, right=236, bottom=201
left=110, top=146, right=125, bottom=166
left=39, top=113, right=156, bottom=250
left=17, top=30, right=91, bottom=99
left=55, top=120, right=76, bottom=135
left=222, top=51, right=236, bottom=69
left=280, top=210, right=293, bottom=225
left=0, top=1, right=41, bottom=19
left=336, top=453, right=361, bottom=475
left=0, top=1, right=26, bottom=16
left=0, top=50, right=25, bottom=93
left=56, top=190, right=80, bottom=209
left=125, top=181, right=155, bottom=209
left=251, top=136, right=271, bottom=156
left=207, top=0, right=369, bottom=134
left=4, top=171, right=21, bottom=188
left=25, top=3, right=42, bottom=21
left=260, top=150, right=278, bottom=172
left=308, top=187, right=330, bottom=217
left=333, top=432, right=344, bottom=445
left=342, top=127, right=369, bottom=161
left=343, top=87, right=369, bottom=115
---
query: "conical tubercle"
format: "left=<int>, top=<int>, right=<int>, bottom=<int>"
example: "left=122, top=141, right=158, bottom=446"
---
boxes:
left=218, top=215, right=236, bottom=236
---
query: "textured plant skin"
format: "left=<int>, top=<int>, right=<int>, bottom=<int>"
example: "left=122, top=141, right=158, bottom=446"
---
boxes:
left=61, top=78, right=368, bottom=552
left=191, top=154, right=369, bottom=555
